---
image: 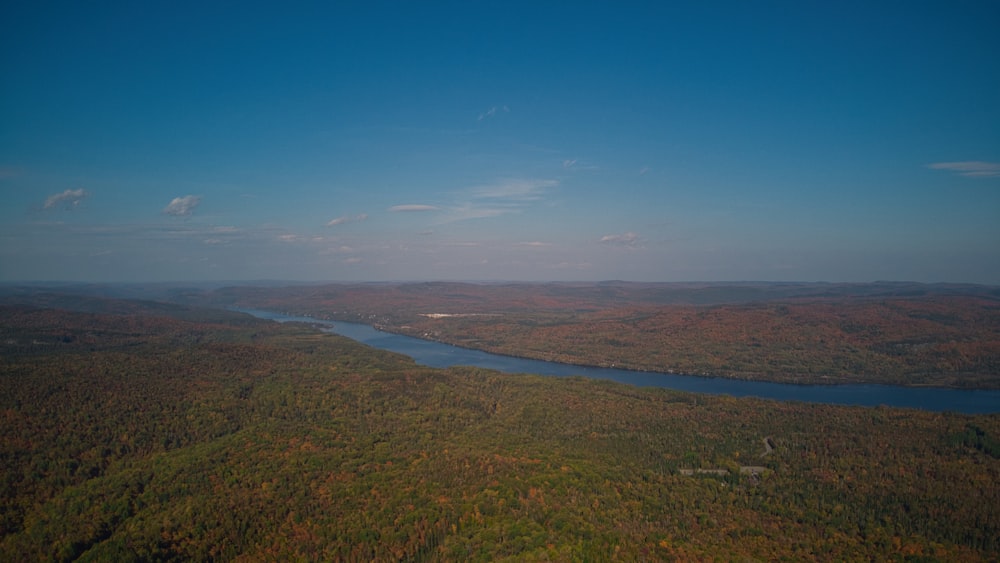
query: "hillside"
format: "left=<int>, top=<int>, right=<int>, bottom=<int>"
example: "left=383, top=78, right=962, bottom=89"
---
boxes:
left=182, top=281, right=1000, bottom=388
left=2, top=299, right=999, bottom=560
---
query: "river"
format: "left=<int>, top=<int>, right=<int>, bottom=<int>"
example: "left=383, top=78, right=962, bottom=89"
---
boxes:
left=242, top=309, right=1000, bottom=414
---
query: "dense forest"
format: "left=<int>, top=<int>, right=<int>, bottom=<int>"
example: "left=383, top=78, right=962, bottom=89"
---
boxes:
left=2, top=297, right=999, bottom=560
left=185, top=281, right=1000, bottom=389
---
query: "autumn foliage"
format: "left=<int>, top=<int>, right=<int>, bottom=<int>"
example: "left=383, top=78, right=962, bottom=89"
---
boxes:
left=203, top=281, right=1000, bottom=388
left=1, top=298, right=999, bottom=560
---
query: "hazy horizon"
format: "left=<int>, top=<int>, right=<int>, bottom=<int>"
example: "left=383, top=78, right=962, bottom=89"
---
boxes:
left=2, top=2, right=998, bottom=284
left=3, top=278, right=997, bottom=289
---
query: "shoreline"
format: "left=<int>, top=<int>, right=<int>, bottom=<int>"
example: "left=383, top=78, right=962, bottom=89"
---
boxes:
left=246, top=309, right=1000, bottom=394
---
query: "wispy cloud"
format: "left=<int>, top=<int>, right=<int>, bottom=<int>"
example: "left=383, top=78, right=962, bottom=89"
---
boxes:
left=325, top=213, right=368, bottom=227
left=517, top=241, right=551, bottom=247
left=470, top=178, right=557, bottom=201
left=389, top=204, right=439, bottom=212
left=560, top=158, right=600, bottom=172
left=927, top=161, right=1000, bottom=178
left=638, top=166, right=650, bottom=176
left=380, top=180, right=560, bottom=227
left=446, top=205, right=507, bottom=222
left=44, top=188, right=89, bottom=210
left=437, top=178, right=558, bottom=223
left=163, top=195, right=201, bottom=216
left=600, top=232, right=641, bottom=247
left=478, top=105, right=510, bottom=121
left=0, top=166, right=24, bottom=180
left=319, top=245, right=355, bottom=256
left=200, top=226, right=242, bottom=245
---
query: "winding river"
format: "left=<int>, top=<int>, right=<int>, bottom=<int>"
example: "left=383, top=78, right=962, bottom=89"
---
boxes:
left=243, top=310, right=1000, bottom=414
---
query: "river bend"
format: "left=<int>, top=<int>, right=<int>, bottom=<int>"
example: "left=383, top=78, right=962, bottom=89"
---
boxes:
left=242, top=309, right=1000, bottom=414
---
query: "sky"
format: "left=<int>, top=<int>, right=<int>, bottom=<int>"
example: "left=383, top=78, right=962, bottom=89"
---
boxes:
left=1, top=1, right=998, bottom=284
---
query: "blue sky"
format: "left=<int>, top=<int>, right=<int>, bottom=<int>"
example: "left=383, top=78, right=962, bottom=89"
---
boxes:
left=1, top=1, right=998, bottom=283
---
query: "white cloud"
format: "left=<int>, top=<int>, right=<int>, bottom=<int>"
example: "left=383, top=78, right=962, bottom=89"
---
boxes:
left=434, top=178, right=558, bottom=224
left=471, top=178, right=557, bottom=201
left=44, top=188, right=89, bottom=210
left=325, top=213, right=368, bottom=227
left=320, top=245, right=355, bottom=255
left=600, top=232, right=641, bottom=247
left=163, top=195, right=201, bottom=216
left=517, top=241, right=551, bottom=247
left=560, top=158, right=601, bottom=172
left=477, top=105, right=510, bottom=121
left=927, top=161, right=1000, bottom=178
left=389, top=204, right=439, bottom=212
left=275, top=231, right=330, bottom=244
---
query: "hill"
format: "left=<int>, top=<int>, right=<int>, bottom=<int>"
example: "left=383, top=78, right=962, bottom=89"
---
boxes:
left=1, top=298, right=999, bottom=560
left=176, top=281, right=1000, bottom=388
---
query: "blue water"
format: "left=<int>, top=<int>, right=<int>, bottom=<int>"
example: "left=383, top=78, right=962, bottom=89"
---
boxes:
left=242, top=309, right=1000, bottom=414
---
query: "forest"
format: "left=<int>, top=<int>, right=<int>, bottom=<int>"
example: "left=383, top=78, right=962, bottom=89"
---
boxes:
left=2, top=294, right=999, bottom=561
left=183, top=281, right=1000, bottom=389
